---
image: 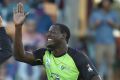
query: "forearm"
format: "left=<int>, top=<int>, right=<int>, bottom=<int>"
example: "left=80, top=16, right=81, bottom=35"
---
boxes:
left=13, top=3, right=36, bottom=65
left=14, top=25, right=25, bottom=61
left=0, top=27, right=12, bottom=64
left=14, top=25, right=36, bottom=65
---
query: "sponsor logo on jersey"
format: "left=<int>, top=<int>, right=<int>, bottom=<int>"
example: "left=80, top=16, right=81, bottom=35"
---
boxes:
left=46, top=58, right=51, bottom=68
left=60, top=65, right=66, bottom=70
left=51, top=73, right=60, bottom=80
left=87, top=64, right=93, bottom=72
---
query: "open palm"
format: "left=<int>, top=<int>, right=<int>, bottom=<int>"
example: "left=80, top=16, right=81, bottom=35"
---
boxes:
left=13, top=3, right=28, bottom=26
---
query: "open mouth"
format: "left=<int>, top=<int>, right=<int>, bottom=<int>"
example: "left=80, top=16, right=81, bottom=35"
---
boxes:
left=47, top=38, right=54, bottom=43
left=46, top=38, right=55, bottom=48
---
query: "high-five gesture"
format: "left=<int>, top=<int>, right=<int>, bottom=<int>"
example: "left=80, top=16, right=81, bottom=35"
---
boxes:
left=13, top=3, right=28, bottom=26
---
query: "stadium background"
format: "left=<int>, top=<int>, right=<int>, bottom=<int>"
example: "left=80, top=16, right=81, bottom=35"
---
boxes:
left=0, top=0, right=120, bottom=80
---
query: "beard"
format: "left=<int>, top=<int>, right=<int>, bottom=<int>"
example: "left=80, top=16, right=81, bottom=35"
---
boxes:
left=46, top=39, right=62, bottom=50
left=46, top=42, right=57, bottom=50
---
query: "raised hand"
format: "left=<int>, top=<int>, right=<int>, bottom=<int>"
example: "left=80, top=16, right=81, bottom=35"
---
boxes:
left=13, top=3, right=28, bottom=26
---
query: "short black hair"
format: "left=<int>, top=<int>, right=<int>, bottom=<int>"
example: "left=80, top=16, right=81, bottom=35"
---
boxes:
left=54, top=23, right=70, bottom=43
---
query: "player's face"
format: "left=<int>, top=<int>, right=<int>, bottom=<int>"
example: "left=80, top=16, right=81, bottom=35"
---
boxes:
left=46, top=25, right=65, bottom=49
left=102, top=0, right=111, bottom=9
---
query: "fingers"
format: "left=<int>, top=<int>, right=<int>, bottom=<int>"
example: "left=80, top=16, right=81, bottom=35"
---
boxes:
left=14, top=2, right=24, bottom=14
left=13, top=2, right=30, bottom=18
left=19, top=3, right=24, bottom=13
left=17, top=3, right=20, bottom=13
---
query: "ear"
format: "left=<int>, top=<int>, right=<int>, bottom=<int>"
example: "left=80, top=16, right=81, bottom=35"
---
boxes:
left=62, top=33, right=67, bottom=39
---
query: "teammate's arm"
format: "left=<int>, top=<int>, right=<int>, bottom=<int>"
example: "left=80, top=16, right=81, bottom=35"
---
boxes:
left=0, top=16, right=12, bottom=64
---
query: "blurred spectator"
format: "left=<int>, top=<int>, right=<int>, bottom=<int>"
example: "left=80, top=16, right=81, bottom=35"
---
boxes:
left=0, top=64, right=6, bottom=80
left=43, top=1, right=57, bottom=23
left=5, top=58, right=17, bottom=80
left=89, top=0, right=119, bottom=80
left=56, top=0, right=65, bottom=23
left=63, top=0, right=79, bottom=47
left=30, top=1, right=53, bottom=34
left=0, top=0, right=15, bottom=21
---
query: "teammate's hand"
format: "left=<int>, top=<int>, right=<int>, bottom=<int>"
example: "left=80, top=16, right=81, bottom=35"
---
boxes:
left=13, top=2, right=28, bottom=26
left=0, top=16, right=2, bottom=27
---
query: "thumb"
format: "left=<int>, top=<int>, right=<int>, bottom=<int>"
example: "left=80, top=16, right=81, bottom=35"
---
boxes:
left=25, top=10, right=31, bottom=17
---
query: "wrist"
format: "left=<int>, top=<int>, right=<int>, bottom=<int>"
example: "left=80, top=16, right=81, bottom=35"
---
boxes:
left=15, top=24, right=22, bottom=27
left=15, top=24, right=22, bottom=29
left=14, top=21, right=24, bottom=27
left=15, top=26, right=22, bottom=31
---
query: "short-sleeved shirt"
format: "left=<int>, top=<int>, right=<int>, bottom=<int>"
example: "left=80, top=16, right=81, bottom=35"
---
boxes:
left=33, top=47, right=98, bottom=80
left=89, top=9, right=119, bottom=44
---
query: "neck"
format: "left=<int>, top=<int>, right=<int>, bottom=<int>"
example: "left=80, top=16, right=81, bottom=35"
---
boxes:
left=53, top=43, right=68, bottom=57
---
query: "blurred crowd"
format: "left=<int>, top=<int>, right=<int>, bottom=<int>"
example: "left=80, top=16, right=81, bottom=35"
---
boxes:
left=87, top=0, right=120, bottom=80
left=1, top=0, right=120, bottom=80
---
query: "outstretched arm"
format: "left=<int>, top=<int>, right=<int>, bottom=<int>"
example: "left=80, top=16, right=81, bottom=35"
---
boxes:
left=13, top=3, right=36, bottom=65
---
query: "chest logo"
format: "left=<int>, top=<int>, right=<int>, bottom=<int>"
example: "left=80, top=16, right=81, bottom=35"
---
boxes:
left=51, top=73, right=60, bottom=80
left=87, top=64, right=93, bottom=72
left=46, top=58, right=50, bottom=68
left=60, top=65, right=66, bottom=70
